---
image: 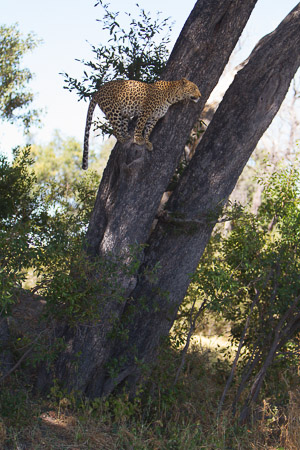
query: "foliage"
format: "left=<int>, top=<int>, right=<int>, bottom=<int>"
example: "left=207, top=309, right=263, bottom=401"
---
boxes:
left=41, top=247, right=135, bottom=324
left=62, top=1, right=173, bottom=137
left=30, top=131, right=108, bottom=184
left=30, top=131, right=105, bottom=207
left=174, top=164, right=300, bottom=416
left=30, top=133, right=84, bottom=186
left=1, top=146, right=300, bottom=448
left=0, top=146, right=99, bottom=316
left=0, top=23, right=41, bottom=129
left=0, top=147, right=43, bottom=314
left=0, top=143, right=139, bottom=324
left=205, top=167, right=300, bottom=355
left=0, top=384, right=37, bottom=428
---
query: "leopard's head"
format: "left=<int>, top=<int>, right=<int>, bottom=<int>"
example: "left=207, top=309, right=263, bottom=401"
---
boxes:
left=181, top=78, right=201, bottom=102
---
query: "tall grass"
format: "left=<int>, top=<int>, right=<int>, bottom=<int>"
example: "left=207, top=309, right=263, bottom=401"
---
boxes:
left=1, top=337, right=299, bottom=449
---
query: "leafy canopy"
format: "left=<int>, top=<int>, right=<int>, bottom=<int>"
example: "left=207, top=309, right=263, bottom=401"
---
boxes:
left=181, top=165, right=300, bottom=369
left=0, top=147, right=99, bottom=316
left=62, top=2, right=173, bottom=138
left=0, top=24, right=41, bottom=129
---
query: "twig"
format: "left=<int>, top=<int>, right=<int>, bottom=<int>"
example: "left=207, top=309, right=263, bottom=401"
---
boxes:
left=0, top=345, right=33, bottom=383
left=217, top=291, right=260, bottom=417
left=217, top=269, right=273, bottom=416
left=239, top=294, right=300, bottom=423
left=232, top=346, right=261, bottom=416
left=174, top=298, right=208, bottom=385
left=0, top=328, right=49, bottom=383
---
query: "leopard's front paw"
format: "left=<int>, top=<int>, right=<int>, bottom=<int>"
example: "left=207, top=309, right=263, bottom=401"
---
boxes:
left=145, top=141, right=153, bottom=151
left=133, top=136, right=146, bottom=146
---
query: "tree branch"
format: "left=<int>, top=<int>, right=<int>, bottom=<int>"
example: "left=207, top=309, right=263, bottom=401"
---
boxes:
left=174, top=297, right=208, bottom=385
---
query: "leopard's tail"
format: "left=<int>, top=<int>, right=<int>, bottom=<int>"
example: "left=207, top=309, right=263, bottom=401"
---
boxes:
left=82, top=94, right=97, bottom=170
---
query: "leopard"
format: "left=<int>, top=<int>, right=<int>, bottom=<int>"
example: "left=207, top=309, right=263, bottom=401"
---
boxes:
left=82, top=78, right=201, bottom=170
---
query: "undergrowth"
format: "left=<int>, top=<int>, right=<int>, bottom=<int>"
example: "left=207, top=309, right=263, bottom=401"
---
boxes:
left=1, top=340, right=299, bottom=449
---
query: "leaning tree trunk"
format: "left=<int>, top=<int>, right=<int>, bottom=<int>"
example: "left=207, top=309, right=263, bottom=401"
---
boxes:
left=98, top=3, right=300, bottom=397
left=39, top=1, right=300, bottom=398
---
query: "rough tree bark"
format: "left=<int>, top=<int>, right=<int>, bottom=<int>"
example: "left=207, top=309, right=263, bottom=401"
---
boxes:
left=40, top=1, right=300, bottom=398
left=99, top=3, right=300, bottom=397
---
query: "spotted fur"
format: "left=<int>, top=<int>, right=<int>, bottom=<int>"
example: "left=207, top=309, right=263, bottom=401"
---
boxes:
left=82, top=78, right=201, bottom=170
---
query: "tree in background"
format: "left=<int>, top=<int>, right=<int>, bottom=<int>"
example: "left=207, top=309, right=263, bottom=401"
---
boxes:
left=0, top=24, right=40, bottom=129
left=183, top=165, right=300, bottom=422
left=30, top=132, right=106, bottom=206
left=0, top=146, right=98, bottom=309
left=228, top=76, right=300, bottom=216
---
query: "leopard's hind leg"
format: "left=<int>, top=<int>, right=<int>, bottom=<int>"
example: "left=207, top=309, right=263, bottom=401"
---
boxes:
left=143, top=117, right=159, bottom=151
left=133, top=113, right=149, bottom=148
left=106, top=111, right=130, bottom=143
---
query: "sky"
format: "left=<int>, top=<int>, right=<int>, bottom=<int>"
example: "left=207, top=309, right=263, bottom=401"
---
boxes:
left=0, top=0, right=299, bottom=155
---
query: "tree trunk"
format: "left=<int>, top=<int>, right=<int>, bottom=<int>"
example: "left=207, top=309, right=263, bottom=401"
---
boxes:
left=39, top=1, right=300, bottom=398
left=99, top=3, right=300, bottom=397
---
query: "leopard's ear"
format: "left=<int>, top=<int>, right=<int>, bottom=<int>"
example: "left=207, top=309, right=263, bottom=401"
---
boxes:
left=182, top=77, right=188, bottom=83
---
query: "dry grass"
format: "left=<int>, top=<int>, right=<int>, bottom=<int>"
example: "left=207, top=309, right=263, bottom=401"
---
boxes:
left=280, top=390, right=300, bottom=450
left=1, top=335, right=300, bottom=449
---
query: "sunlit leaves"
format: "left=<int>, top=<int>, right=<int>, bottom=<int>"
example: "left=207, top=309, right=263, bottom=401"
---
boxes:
left=192, top=167, right=300, bottom=355
left=62, top=2, right=173, bottom=138
left=0, top=147, right=99, bottom=315
left=0, top=24, right=41, bottom=129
